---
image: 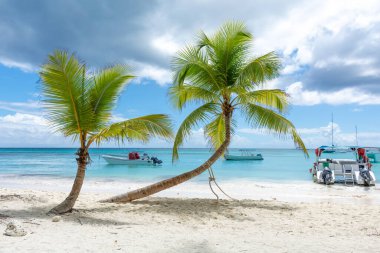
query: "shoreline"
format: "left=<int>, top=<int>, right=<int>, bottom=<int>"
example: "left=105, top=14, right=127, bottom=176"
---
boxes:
left=1, top=175, right=380, bottom=204
left=1, top=187, right=380, bottom=252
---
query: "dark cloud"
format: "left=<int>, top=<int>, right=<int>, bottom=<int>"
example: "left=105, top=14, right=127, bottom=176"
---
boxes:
left=0, top=0, right=379, bottom=97
left=0, top=0, right=300, bottom=70
left=299, top=23, right=380, bottom=92
left=0, top=0, right=165, bottom=67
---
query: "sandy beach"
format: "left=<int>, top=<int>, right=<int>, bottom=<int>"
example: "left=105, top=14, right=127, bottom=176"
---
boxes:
left=1, top=180, right=380, bottom=252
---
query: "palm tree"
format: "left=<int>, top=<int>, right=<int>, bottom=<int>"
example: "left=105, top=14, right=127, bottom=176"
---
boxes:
left=102, top=21, right=307, bottom=203
left=40, top=50, right=172, bottom=214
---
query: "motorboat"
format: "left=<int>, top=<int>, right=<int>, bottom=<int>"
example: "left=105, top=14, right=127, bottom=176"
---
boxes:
left=102, top=152, right=163, bottom=165
left=319, top=145, right=336, bottom=153
left=224, top=149, right=263, bottom=160
left=310, top=146, right=376, bottom=186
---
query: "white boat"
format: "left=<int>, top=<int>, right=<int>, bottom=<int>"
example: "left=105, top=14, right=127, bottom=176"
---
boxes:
left=310, top=146, right=376, bottom=186
left=102, top=152, right=162, bottom=165
left=224, top=149, right=263, bottom=160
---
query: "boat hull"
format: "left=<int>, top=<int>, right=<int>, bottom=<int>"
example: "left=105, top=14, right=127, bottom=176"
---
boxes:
left=224, top=154, right=263, bottom=160
left=102, top=155, right=153, bottom=165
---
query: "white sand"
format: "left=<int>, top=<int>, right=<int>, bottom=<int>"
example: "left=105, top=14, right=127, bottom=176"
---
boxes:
left=1, top=179, right=380, bottom=252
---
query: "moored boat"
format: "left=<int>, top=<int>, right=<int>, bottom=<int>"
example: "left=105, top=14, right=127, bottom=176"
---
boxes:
left=224, top=149, right=263, bottom=160
left=310, top=146, right=376, bottom=186
left=102, top=152, right=163, bottom=165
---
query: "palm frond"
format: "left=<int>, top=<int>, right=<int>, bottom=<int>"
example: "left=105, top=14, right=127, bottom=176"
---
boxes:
left=171, top=21, right=306, bottom=160
left=39, top=50, right=93, bottom=136
left=172, top=45, right=221, bottom=92
left=172, top=102, right=219, bottom=161
left=204, top=114, right=225, bottom=149
left=241, top=103, right=308, bottom=155
left=89, top=64, right=134, bottom=130
left=169, top=83, right=220, bottom=110
left=236, top=89, right=289, bottom=113
left=89, top=114, right=173, bottom=146
left=198, top=21, right=252, bottom=88
left=235, top=51, right=281, bottom=87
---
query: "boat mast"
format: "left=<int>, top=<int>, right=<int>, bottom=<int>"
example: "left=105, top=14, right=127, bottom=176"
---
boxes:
left=331, top=113, right=334, bottom=148
left=355, top=125, right=358, bottom=146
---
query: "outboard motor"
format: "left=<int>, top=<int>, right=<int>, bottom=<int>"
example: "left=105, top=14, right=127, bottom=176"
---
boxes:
left=321, top=167, right=333, bottom=185
left=359, top=165, right=372, bottom=186
left=151, top=157, right=163, bottom=165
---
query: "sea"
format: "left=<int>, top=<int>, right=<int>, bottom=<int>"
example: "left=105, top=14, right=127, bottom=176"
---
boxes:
left=0, top=148, right=379, bottom=184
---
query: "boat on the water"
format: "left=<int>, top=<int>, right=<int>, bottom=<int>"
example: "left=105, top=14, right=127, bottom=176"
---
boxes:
left=224, top=149, right=263, bottom=160
left=102, top=152, right=163, bottom=165
left=310, top=146, right=376, bottom=186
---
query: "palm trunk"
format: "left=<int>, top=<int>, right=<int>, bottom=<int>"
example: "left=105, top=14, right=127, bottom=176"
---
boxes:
left=49, top=148, right=89, bottom=214
left=101, top=109, right=232, bottom=203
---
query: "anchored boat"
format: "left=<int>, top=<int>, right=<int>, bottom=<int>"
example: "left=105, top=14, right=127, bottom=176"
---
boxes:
left=102, top=152, right=163, bottom=165
left=310, top=146, right=376, bottom=186
left=224, top=149, right=263, bottom=160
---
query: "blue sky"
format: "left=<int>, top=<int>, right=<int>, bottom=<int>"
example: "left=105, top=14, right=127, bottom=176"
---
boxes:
left=0, top=0, right=380, bottom=148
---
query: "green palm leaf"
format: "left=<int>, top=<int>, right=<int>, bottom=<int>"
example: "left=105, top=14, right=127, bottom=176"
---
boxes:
left=89, top=114, right=173, bottom=146
left=172, top=102, right=219, bottom=161
left=241, top=103, right=307, bottom=155
left=169, top=84, right=220, bottom=110
left=235, top=51, right=281, bottom=87
left=171, top=21, right=306, bottom=156
left=172, top=45, right=221, bottom=92
left=40, top=50, right=93, bottom=136
left=236, top=89, right=289, bottom=113
left=200, top=21, right=252, bottom=87
left=89, top=65, right=134, bottom=130
left=204, top=114, right=225, bottom=149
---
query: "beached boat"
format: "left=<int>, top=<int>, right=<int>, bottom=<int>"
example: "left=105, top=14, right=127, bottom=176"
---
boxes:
left=102, top=152, right=163, bottom=165
left=310, top=146, right=376, bottom=186
left=224, top=149, right=263, bottom=160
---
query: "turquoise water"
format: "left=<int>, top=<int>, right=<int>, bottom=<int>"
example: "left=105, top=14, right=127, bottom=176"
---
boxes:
left=0, top=148, right=379, bottom=182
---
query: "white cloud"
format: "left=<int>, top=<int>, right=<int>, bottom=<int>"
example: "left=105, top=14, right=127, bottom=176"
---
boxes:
left=1, top=1, right=380, bottom=101
left=0, top=113, right=70, bottom=147
left=298, top=122, right=340, bottom=136
left=286, top=82, right=380, bottom=105
left=0, top=57, right=36, bottom=72
left=0, top=100, right=41, bottom=114
left=130, top=61, right=172, bottom=86
left=1, top=113, right=47, bottom=125
left=0, top=112, right=168, bottom=148
left=297, top=122, right=380, bottom=147
left=151, top=35, right=181, bottom=56
left=186, top=128, right=208, bottom=147
left=238, top=128, right=268, bottom=135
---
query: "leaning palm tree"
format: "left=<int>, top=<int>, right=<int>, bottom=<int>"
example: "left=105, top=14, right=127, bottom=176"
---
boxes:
left=102, top=21, right=307, bottom=203
left=40, top=50, right=172, bottom=214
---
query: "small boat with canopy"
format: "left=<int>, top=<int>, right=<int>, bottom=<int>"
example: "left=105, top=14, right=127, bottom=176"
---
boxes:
left=224, top=149, right=263, bottom=160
